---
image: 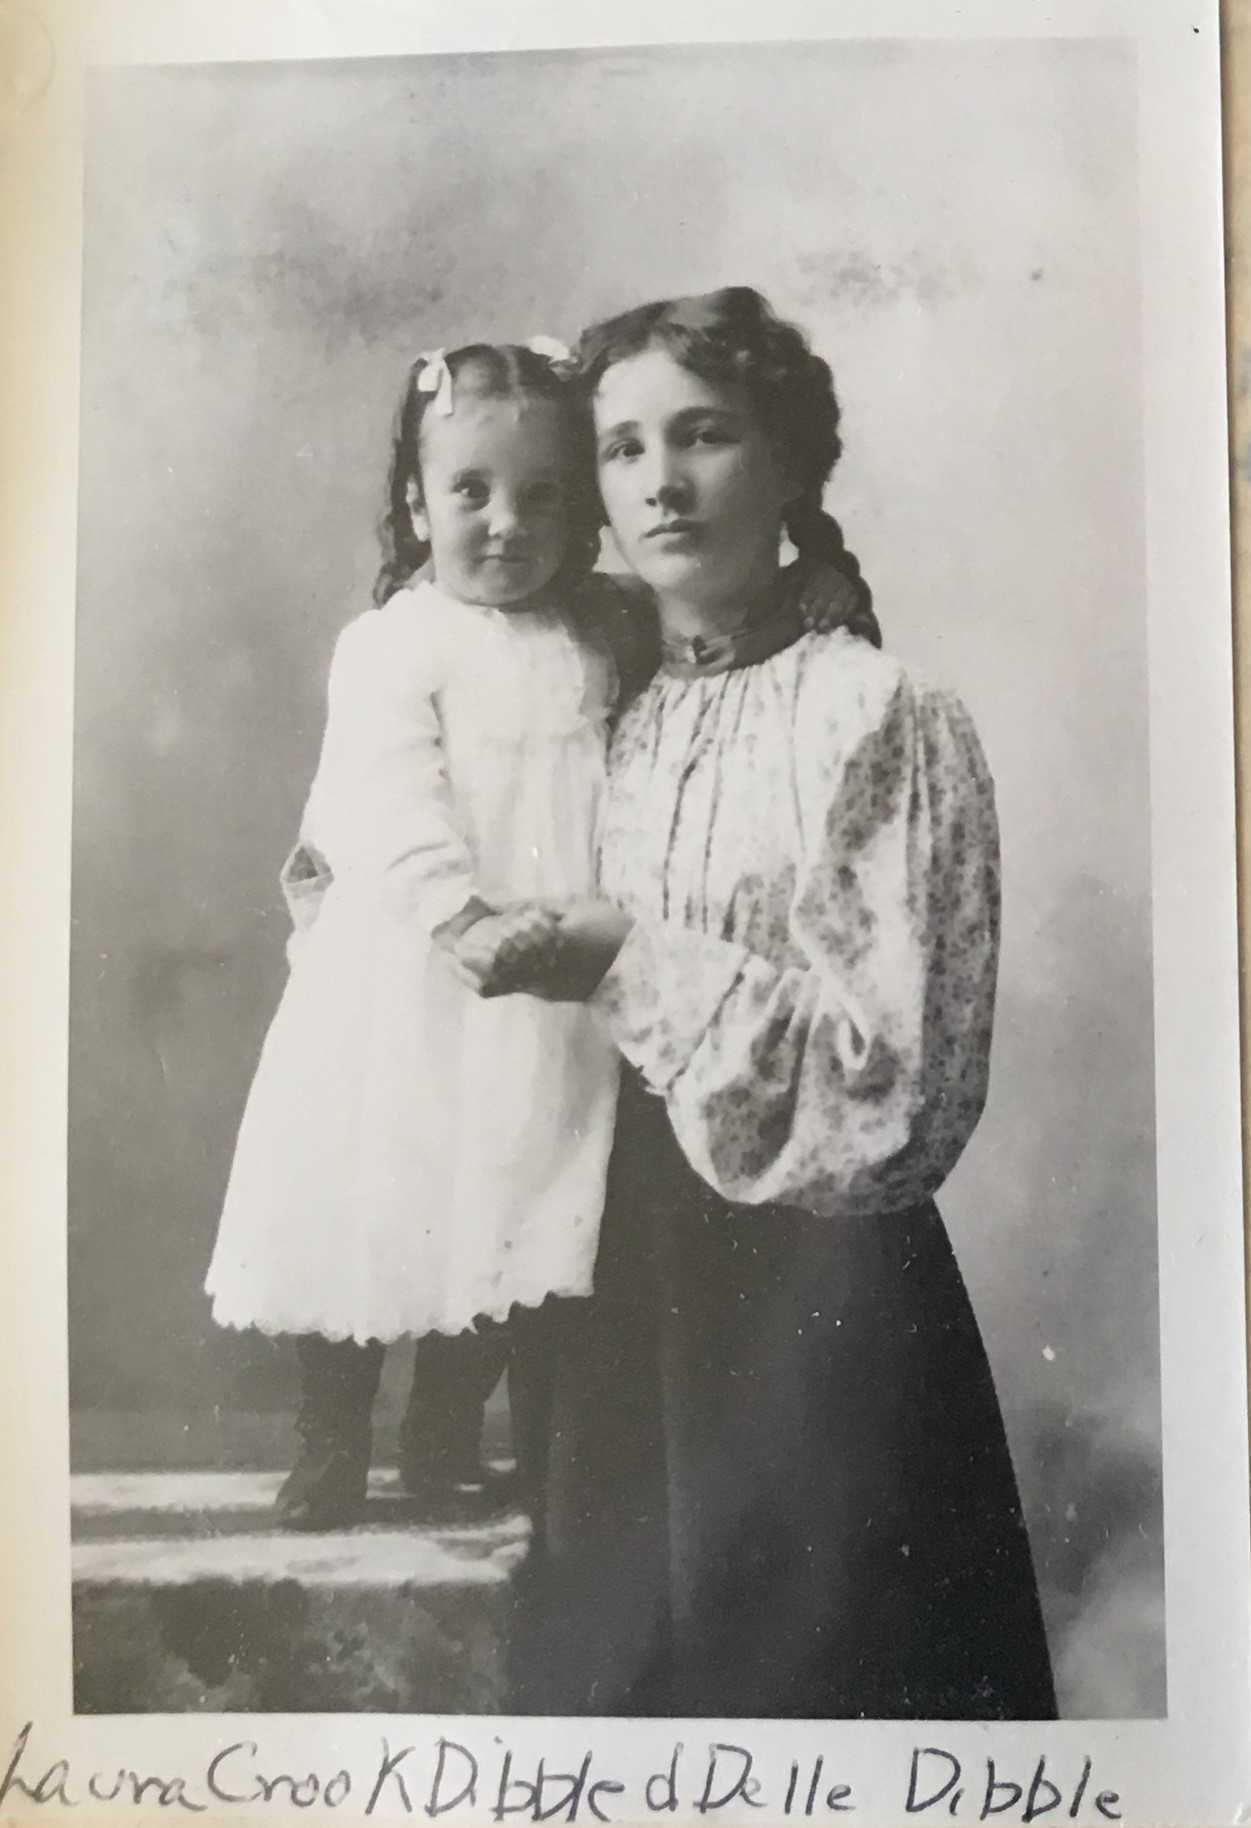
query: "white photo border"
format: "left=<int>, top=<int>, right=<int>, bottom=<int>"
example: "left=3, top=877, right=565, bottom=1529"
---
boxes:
left=0, top=0, right=1245, bottom=1822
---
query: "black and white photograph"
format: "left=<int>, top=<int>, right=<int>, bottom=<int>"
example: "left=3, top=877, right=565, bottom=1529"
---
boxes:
left=2, top=1, right=1249, bottom=1822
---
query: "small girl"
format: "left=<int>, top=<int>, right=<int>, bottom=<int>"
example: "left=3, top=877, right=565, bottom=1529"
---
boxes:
left=206, top=336, right=873, bottom=1529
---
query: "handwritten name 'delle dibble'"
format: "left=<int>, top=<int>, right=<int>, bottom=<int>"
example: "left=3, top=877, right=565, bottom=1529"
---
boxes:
left=2, top=1725, right=1123, bottom=1822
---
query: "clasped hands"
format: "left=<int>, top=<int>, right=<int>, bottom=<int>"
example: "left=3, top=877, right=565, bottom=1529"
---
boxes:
left=435, top=896, right=633, bottom=1001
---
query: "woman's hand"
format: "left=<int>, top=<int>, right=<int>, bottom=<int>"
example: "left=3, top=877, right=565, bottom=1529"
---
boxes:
left=455, top=898, right=633, bottom=1002
left=785, top=558, right=880, bottom=645
left=450, top=904, right=563, bottom=995
left=532, top=898, right=634, bottom=1001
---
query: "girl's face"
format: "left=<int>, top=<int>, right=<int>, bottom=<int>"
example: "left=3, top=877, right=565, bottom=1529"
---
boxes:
left=411, top=393, right=572, bottom=609
left=593, top=347, right=793, bottom=609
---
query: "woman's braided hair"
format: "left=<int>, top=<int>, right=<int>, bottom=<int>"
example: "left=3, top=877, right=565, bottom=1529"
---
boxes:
left=374, top=343, right=601, bottom=607
left=576, top=286, right=876, bottom=638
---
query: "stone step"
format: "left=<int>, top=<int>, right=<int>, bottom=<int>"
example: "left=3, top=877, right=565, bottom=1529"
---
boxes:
left=71, top=1467, right=528, bottom=1714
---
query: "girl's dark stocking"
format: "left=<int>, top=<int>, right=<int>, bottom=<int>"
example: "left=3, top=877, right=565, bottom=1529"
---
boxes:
left=274, top=1334, right=385, bottom=1529
left=399, top=1322, right=508, bottom=1495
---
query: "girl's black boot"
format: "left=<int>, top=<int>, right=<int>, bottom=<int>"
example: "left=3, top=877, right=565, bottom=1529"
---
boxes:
left=275, top=1334, right=385, bottom=1530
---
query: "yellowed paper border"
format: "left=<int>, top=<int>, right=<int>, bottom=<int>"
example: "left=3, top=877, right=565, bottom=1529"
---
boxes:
left=1, top=4, right=1248, bottom=1825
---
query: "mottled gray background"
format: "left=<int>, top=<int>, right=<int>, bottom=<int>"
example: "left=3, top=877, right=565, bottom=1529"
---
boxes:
left=71, top=40, right=1160, bottom=1715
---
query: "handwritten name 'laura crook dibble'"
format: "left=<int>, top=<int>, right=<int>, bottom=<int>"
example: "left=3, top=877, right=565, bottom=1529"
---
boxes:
left=0, top=1723, right=1122, bottom=1823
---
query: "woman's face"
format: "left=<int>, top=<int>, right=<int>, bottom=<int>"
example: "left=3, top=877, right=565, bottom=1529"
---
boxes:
left=593, top=347, right=794, bottom=609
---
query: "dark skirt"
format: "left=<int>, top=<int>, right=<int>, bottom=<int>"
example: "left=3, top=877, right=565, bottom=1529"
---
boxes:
left=509, top=1072, right=1057, bottom=1720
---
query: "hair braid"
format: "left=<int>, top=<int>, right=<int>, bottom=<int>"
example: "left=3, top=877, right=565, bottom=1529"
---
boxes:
left=784, top=491, right=880, bottom=646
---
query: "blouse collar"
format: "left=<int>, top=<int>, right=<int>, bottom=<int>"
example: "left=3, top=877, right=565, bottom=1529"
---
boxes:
left=658, top=597, right=805, bottom=680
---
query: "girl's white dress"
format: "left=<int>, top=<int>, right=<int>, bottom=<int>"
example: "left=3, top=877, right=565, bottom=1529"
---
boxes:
left=206, top=580, right=620, bottom=1343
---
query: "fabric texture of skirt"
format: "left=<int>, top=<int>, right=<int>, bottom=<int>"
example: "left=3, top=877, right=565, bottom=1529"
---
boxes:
left=510, top=1071, right=1057, bottom=1721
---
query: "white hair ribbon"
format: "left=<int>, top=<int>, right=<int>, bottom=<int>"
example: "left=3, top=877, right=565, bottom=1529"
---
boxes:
left=415, top=348, right=455, bottom=416
left=527, top=334, right=576, bottom=373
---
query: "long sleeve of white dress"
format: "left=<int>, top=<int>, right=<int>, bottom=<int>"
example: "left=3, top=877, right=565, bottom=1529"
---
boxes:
left=593, top=631, right=1000, bottom=1219
left=300, top=608, right=476, bottom=933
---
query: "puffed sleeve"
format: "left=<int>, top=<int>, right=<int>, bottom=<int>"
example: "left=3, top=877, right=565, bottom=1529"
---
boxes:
left=298, top=607, right=477, bottom=933
left=593, top=662, right=1000, bottom=1217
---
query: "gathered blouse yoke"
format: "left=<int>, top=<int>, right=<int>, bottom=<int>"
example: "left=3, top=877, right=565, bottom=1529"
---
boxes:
left=593, top=629, right=1000, bottom=1221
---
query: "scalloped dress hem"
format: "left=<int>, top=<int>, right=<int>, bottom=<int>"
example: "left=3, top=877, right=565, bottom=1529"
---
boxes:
left=207, top=1275, right=592, bottom=1346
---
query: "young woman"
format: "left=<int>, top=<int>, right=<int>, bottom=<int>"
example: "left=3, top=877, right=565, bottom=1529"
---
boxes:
left=459, top=287, right=1057, bottom=1719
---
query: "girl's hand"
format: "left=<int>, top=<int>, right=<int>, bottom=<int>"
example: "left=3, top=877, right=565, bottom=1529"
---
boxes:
left=432, top=895, right=497, bottom=951
left=786, top=559, right=880, bottom=645
left=452, top=898, right=632, bottom=1001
